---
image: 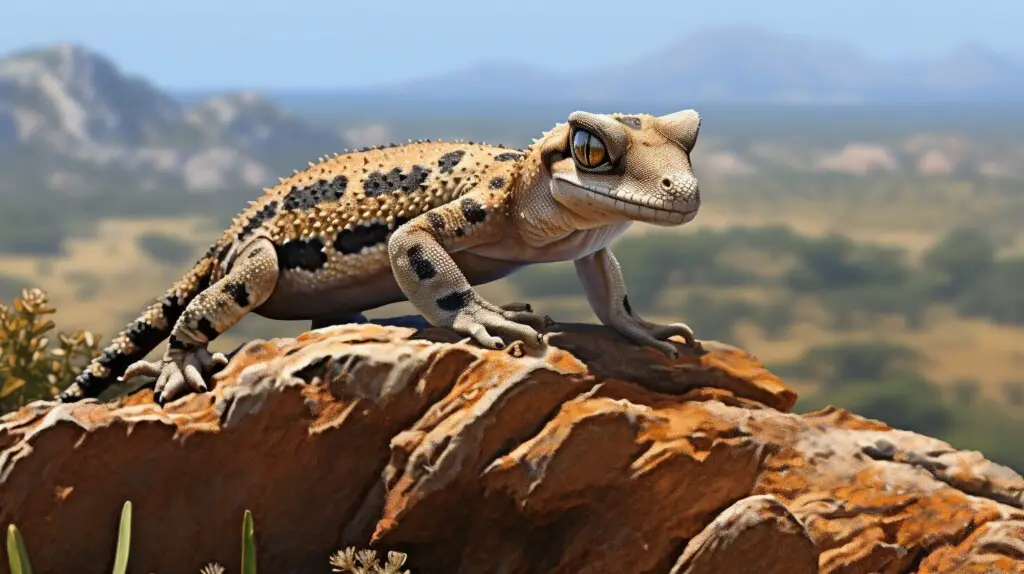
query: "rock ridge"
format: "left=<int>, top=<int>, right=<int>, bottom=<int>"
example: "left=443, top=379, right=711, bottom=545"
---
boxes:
left=0, top=322, right=1021, bottom=574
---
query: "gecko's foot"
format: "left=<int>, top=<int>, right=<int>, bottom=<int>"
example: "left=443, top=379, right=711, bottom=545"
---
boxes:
left=121, top=347, right=229, bottom=405
left=611, top=315, right=701, bottom=360
left=449, top=298, right=552, bottom=352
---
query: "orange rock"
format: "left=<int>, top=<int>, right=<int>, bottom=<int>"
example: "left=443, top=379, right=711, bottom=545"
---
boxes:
left=0, top=322, right=1020, bottom=573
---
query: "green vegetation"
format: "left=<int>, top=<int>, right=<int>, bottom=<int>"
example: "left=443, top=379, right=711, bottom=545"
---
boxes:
left=0, top=288, right=102, bottom=412
left=135, top=231, right=196, bottom=265
left=4, top=501, right=411, bottom=574
left=784, top=339, right=1024, bottom=472
left=510, top=224, right=1024, bottom=336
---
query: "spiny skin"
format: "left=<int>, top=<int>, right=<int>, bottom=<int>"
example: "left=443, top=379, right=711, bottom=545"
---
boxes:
left=59, top=109, right=705, bottom=404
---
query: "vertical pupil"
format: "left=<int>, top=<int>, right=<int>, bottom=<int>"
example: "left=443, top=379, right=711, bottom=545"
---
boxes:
left=584, top=134, right=592, bottom=166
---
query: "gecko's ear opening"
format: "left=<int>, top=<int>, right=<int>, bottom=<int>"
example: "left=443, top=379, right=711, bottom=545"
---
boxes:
left=656, top=109, right=701, bottom=152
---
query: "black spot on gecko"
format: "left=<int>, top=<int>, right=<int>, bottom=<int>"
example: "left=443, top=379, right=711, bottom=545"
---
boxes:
left=334, top=222, right=391, bottom=255
left=427, top=212, right=446, bottom=232
left=460, top=198, right=487, bottom=224
left=123, top=319, right=166, bottom=352
left=489, top=177, right=506, bottom=190
left=276, top=238, right=328, bottom=271
left=406, top=244, right=437, bottom=280
left=195, top=317, right=220, bottom=342
left=282, top=174, right=349, bottom=210
left=237, top=201, right=279, bottom=241
left=224, top=281, right=251, bottom=307
left=623, top=295, right=633, bottom=315
left=437, top=289, right=472, bottom=311
left=362, top=166, right=431, bottom=198
left=214, top=243, right=232, bottom=265
left=494, top=152, right=523, bottom=162
left=96, top=348, right=122, bottom=367
left=616, top=116, right=642, bottom=129
left=160, top=293, right=187, bottom=321
left=438, top=150, right=466, bottom=174
left=168, top=335, right=189, bottom=350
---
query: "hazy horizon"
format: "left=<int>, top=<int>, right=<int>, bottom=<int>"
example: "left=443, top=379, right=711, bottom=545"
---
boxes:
left=4, top=0, right=1023, bottom=90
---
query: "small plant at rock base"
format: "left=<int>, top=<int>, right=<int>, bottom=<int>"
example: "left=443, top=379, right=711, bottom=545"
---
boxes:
left=0, top=287, right=102, bottom=414
left=329, top=547, right=411, bottom=574
left=241, top=509, right=256, bottom=574
left=4, top=500, right=413, bottom=573
left=6, top=524, right=33, bottom=574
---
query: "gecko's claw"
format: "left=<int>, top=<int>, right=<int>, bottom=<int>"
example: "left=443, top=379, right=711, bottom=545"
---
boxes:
left=609, top=314, right=702, bottom=361
left=451, top=300, right=546, bottom=353
left=124, top=347, right=228, bottom=405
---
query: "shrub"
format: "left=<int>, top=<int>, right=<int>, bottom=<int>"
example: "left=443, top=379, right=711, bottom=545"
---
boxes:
left=0, top=288, right=102, bottom=413
left=777, top=340, right=921, bottom=389
left=948, top=378, right=981, bottom=406
left=1001, top=381, right=1024, bottom=408
left=135, top=231, right=196, bottom=265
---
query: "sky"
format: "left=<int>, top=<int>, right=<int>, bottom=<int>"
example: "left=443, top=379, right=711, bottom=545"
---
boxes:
left=2, top=0, right=1022, bottom=90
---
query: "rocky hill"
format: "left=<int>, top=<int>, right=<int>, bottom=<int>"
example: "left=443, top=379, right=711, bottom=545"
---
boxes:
left=0, top=44, right=345, bottom=193
left=1, top=321, right=1021, bottom=573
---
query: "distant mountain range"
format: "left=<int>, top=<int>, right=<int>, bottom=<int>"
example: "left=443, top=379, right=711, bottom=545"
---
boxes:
left=298, top=26, right=1024, bottom=105
left=1, top=31, right=1023, bottom=195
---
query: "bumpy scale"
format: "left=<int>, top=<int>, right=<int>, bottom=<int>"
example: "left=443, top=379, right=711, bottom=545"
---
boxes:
left=58, top=109, right=705, bottom=405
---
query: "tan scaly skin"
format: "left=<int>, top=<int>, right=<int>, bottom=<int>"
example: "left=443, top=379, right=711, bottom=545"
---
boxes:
left=58, top=109, right=704, bottom=405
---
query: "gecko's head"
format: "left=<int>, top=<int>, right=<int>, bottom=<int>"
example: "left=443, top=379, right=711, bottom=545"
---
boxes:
left=544, top=109, right=702, bottom=227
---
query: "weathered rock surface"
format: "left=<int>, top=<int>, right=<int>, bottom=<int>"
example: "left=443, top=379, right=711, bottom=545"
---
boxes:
left=1, top=322, right=1022, bottom=574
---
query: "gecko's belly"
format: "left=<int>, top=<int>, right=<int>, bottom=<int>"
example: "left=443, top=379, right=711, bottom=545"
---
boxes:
left=255, top=248, right=527, bottom=320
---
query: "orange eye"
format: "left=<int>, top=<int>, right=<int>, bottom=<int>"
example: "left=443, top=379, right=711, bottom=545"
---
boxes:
left=571, top=128, right=608, bottom=168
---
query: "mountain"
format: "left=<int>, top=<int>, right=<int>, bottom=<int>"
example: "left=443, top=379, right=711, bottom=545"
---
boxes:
left=0, top=44, right=345, bottom=193
left=2, top=31, right=1024, bottom=196
left=368, top=26, right=1024, bottom=104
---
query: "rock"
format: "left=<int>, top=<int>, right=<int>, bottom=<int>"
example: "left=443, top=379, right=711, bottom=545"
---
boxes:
left=0, top=322, right=1022, bottom=574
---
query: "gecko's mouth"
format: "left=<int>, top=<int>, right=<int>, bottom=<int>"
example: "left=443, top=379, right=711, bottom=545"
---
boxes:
left=553, top=177, right=698, bottom=225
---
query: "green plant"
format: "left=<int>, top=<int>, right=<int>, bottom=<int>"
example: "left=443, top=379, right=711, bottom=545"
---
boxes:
left=241, top=509, right=256, bottom=574
left=5, top=524, right=32, bottom=574
left=0, top=288, right=103, bottom=413
left=113, top=501, right=132, bottom=574
left=3, top=500, right=414, bottom=573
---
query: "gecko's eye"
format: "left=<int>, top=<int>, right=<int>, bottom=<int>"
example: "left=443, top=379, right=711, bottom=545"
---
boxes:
left=571, top=128, right=609, bottom=169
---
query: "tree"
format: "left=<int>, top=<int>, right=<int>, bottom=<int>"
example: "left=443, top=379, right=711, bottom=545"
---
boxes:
left=922, top=228, right=996, bottom=299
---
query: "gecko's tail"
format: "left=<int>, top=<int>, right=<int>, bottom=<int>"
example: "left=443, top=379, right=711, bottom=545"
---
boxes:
left=56, top=251, right=220, bottom=403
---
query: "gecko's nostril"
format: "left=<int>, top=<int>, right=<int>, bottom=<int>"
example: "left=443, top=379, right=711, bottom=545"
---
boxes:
left=661, top=178, right=673, bottom=190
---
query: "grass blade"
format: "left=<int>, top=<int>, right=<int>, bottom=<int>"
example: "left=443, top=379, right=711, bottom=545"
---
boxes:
left=241, top=509, right=256, bottom=574
left=6, top=524, right=33, bottom=574
left=112, top=501, right=132, bottom=574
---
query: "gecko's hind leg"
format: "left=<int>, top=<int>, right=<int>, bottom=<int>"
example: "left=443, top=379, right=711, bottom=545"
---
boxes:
left=124, top=238, right=280, bottom=405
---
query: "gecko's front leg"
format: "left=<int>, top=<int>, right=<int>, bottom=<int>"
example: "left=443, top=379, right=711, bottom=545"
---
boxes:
left=124, top=237, right=280, bottom=403
left=388, top=195, right=551, bottom=350
left=575, top=247, right=700, bottom=358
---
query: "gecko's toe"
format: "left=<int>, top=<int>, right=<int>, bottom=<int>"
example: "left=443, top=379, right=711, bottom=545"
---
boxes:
left=499, top=301, right=533, bottom=313
left=121, top=359, right=163, bottom=381
left=651, top=322, right=698, bottom=348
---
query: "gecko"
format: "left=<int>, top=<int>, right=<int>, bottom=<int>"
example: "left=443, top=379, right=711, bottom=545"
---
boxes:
left=57, top=108, right=705, bottom=405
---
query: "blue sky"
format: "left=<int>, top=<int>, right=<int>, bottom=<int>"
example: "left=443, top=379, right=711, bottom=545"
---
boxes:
left=3, top=0, right=1021, bottom=89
